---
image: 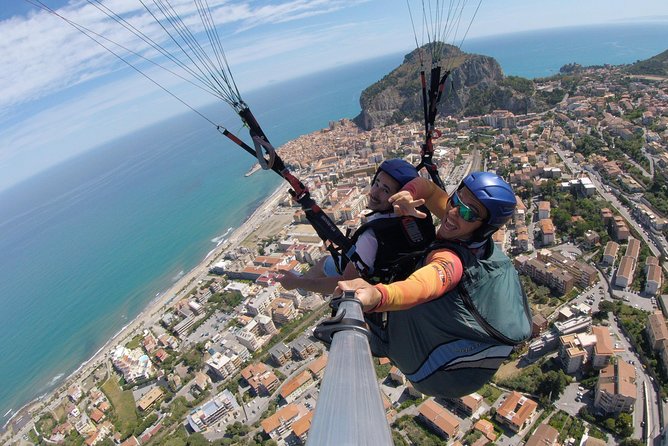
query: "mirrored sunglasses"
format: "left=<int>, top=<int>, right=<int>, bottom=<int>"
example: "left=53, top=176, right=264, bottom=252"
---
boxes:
left=450, top=191, right=483, bottom=222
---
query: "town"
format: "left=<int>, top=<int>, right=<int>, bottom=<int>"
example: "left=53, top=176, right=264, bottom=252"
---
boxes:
left=3, top=65, right=668, bottom=446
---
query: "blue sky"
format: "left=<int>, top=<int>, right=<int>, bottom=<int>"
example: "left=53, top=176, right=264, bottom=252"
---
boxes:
left=1, top=0, right=668, bottom=192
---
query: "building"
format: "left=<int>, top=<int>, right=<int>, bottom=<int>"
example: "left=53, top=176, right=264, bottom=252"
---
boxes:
left=532, top=313, right=549, bottom=337
left=236, top=329, right=262, bottom=352
left=417, top=399, right=460, bottom=440
left=473, top=419, right=497, bottom=442
left=256, top=314, right=278, bottom=335
left=594, top=360, right=636, bottom=414
left=646, top=264, right=663, bottom=296
left=525, top=423, right=559, bottom=446
left=450, top=393, right=483, bottom=417
left=647, top=311, right=668, bottom=351
left=537, top=249, right=598, bottom=288
left=193, top=372, right=211, bottom=392
left=260, top=404, right=300, bottom=441
left=613, top=216, right=630, bottom=241
left=206, top=351, right=239, bottom=380
left=307, top=354, right=328, bottom=380
left=558, top=334, right=588, bottom=374
left=602, top=241, right=619, bottom=266
left=280, top=370, right=313, bottom=404
left=288, top=411, right=313, bottom=445
left=289, top=336, right=318, bottom=361
left=111, top=346, right=155, bottom=384
left=591, top=326, right=614, bottom=370
left=187, top=390, right=241, bottom=432
left=241, top=362, right=280, bottom=396
left=539, top=218, right=556, bottom=245
left=136, top=387, right=163, bottom=412
left=495, top=391, right=538, bottom=433
left=269, top=343, right=292, bottom=366
left=538, top=201, right=551, bottom=220
left=272, top=297, right=299, bottom=326
left=246, top=288, right=275, bottom=316
left=514, top=256, right=575, bottom=294
left=614, top=256, right=635, bottom=288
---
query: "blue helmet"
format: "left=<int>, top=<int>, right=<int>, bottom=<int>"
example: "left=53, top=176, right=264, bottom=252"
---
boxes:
left=376, top=159, right=419, bottom=187
left=460, top=171, right=516, bottom=241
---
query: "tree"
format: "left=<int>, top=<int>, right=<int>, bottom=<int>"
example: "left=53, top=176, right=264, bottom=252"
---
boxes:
left=226, top=421, right=250, bottom=437
left=598, top=300, right=616, bottom=313
left=616, top=412, right=634, bottom=438
left=186, top=433, right=210, bottom=446
left=620, top=439, right=645, bottom=446
left=536, top=370, right=570, bottom=401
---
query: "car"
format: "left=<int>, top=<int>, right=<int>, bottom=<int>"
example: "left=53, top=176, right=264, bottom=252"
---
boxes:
left=578, top=386, right=584, bottom=391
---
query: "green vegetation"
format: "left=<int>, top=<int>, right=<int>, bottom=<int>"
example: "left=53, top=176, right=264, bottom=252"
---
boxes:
left=624, top=49, right=668, bottom=76
left=496, top=359, right=572, bottom=406
left=125, top=334, right=143, bottom=350
left=501, top=76, right=534, bottom=95
left=478, top=383, right=503, bottom=405
left=101, top=376, right=138, bottom=437
left=396, top=395, right=425, bottom=412
left=578, top=406, right=633, bottom=438
left=549, top=410, right=587, bottom=444
left=540, top=190, right=611, bottom=244
left=536, top=87, right=566, bottom=106
left=375, top=359, right=392, bottom=379
left=394, top=415, right=448, bottom=446
left=35, top=412, right=57, bottom=438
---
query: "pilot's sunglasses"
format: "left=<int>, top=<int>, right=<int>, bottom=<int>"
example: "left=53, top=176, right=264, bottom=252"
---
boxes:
left=449, top=191, right=483, bottom=222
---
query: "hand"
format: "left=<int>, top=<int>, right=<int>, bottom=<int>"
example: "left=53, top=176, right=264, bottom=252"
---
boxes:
left=335, top=278, right=382, bottom=312
left=276, top=271, right=303, bottom=290
left=388, top=191, right=427, bottom=218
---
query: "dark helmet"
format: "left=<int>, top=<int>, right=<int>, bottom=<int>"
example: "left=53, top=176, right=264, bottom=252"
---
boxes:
left=376, top=158, right=419, bottom=187
left=459, top=171, right=516, bottom=241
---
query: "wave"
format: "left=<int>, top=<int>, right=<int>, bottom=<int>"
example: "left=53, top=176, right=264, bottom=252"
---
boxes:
left=171, top=270, right=185, bottom=282
left=210, top=227, right=234, bottom=244
left=49, top=373, right=65, bottom=386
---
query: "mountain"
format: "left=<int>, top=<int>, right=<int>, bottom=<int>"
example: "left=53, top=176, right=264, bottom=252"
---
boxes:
left=624, top=49, right=668, bottom=76
left=354, top=43, right=547, bottom=130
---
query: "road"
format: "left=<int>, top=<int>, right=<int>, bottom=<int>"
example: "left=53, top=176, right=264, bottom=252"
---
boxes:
left=553, top=145, right=662, bottom=259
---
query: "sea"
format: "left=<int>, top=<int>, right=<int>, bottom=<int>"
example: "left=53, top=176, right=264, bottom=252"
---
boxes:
left=1, top=22, right=667, bottom=425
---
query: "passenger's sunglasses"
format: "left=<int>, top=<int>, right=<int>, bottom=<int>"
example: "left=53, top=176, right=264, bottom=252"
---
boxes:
left=449, top=191, right=483, bottom=222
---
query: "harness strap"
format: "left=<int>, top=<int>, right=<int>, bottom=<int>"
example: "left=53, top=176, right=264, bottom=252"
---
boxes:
left=416, top=66, right=451, bottom=190
left=220, top=107, right=371, bottom=277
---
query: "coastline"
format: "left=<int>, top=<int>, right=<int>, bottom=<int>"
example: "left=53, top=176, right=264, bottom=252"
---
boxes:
left=2, top=182, right=289, bottom=433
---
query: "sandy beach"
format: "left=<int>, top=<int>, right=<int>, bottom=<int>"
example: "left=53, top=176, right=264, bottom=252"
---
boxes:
left=2, top=181, right=291, bottom=436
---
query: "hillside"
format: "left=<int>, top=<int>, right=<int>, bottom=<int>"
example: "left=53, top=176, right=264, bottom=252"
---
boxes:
left=354, top=43, right=550, bottom=130
left=624, top=49, right=668, bottom=76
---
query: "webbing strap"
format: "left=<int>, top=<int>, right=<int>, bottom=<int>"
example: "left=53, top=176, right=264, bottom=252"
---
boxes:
left=416, top=66, right=451, bottom=190
left=219, top=107, right=370, bottom=277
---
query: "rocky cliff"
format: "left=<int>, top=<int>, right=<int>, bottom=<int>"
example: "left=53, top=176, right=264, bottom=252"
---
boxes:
left=354, top=44, right=544, bottom=130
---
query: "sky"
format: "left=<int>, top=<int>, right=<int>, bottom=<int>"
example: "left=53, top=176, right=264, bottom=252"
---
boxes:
left=1, top=0, right=668, bottom=193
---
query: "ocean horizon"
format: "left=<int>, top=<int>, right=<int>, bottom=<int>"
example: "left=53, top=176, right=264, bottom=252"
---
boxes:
left=2, top=22, right=668, bottom=424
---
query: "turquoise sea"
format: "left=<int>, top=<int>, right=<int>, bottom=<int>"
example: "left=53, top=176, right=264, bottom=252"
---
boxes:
left=1, top=22, right=668, bottom=424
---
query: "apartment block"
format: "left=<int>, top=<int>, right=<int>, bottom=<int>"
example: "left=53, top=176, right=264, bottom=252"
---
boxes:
left=602, top=241, right=619, bottom=266
left=594, top=360, right=636, bottom=414
left=647, top=311, right=668, bottom=351
left=418, top=399, right=460, bottom=440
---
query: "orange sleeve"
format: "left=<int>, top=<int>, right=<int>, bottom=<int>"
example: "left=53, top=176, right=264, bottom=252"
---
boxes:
left=403, top=177, right=450, bottom=220
left=372, top=249, right=463, bottom=312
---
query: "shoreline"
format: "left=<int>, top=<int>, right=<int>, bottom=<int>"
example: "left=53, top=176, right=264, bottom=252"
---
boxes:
left=2, top=182, right=289, bottom=433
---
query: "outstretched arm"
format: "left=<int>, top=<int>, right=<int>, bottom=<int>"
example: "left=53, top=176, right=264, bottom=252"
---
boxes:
left=337, top=249, right=463, bottom=313
left=390, top=177, right=450, bottom=220
left=277, top=261, right=359, bottom=295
